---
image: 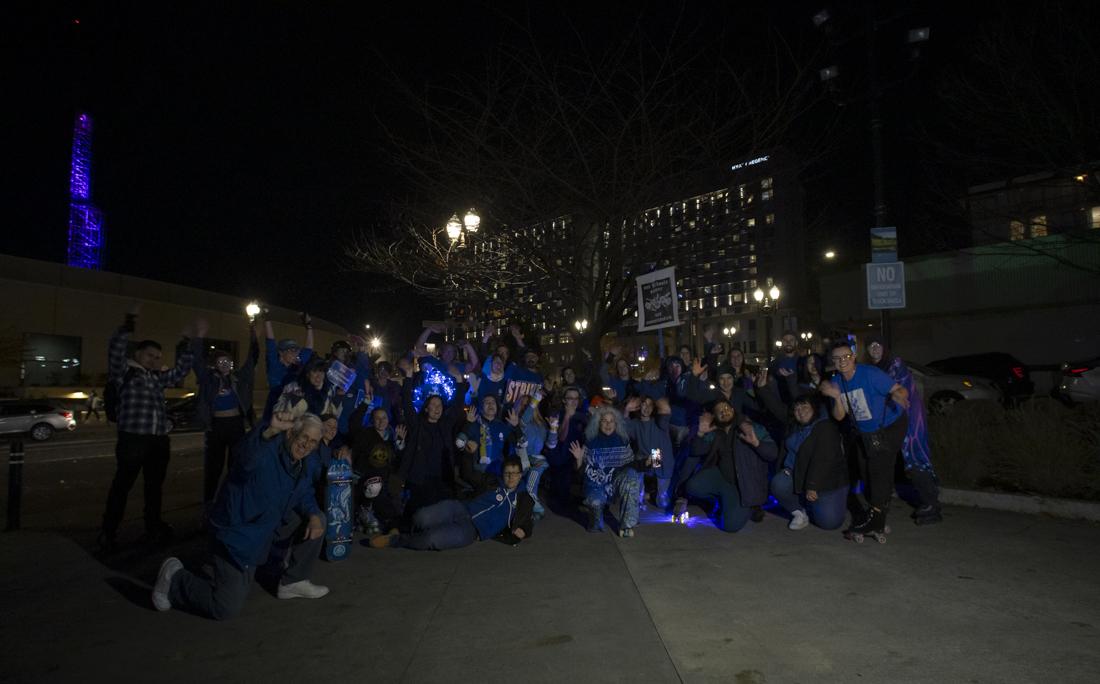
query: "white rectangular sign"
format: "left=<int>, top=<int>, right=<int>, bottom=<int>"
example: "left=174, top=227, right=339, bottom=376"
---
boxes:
left=636, top=267, right=680, bottom=331
left=866, top=261, right=906, bottom=309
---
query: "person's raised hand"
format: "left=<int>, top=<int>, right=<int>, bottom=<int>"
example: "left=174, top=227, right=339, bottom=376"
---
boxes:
left=692, top=358, right=706, bottom=377
left=624, top=397, right=641, bottom=415
left=270, top=411, right=296, bottom=432
left=506, top=407, right=520, bottom=427
left=395, top=424, right=407, bottom=441
left=465, top=405, right=478, bottom=423
left=655, top=397, right=671, bottom=414
left=819, top=379, right=840, bottom=399
left=737, top=421, right=760, bottom=447
left=569, top=440, right=584, bottom=463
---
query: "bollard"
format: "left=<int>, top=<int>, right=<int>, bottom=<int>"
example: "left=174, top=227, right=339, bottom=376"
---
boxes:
left=6, top=439, right=23, bottom=531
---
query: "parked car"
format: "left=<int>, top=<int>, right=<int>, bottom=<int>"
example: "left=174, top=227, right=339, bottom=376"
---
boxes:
left=165, top=395, right=202, bottom=433
left=907, top=362, right=1002, bottom=414
left=0, top=400, right=77, bottom=441
left=1057, top=357, right=1100, bottom=403
left=926, top=353, right=1034, bottom=404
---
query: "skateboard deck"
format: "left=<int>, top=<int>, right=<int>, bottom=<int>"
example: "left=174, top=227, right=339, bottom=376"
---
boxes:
left=324, top=460, right=355, bottom=561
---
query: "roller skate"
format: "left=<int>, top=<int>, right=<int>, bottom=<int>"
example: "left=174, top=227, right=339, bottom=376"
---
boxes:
left=843, top=507, right=889, bottom=544
left=357, top=505, right=381, bottom=537
left=672, top=497, right=690, bottom=524
left=587, top=504, right=605, bottom=533
left=912, top=505, right=943, bottom=526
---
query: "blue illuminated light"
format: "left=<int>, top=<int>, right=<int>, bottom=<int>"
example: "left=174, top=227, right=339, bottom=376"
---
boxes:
left=410, top=366, right=457, bottom=412
left=66, top=111, right=104, bottom=270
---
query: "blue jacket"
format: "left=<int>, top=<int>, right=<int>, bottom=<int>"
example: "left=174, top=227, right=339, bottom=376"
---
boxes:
left=210, top=424, right=321, bottom=570
left=465, top=485, right=534, bottom=541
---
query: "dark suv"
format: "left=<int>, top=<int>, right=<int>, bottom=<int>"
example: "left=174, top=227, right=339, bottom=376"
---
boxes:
left=926, top=353, right=1034, bottom=404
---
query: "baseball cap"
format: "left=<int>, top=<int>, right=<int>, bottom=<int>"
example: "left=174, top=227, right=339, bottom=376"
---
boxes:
left=277, top=339, right=300, bottom=352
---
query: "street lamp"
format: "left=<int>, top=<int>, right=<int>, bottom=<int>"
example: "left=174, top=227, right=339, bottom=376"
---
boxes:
left=463, top=208, right=480, bottom=233
left=722, top=325, right=737, bottom=336
left=370, top=337, right=382, bottom=350
left=800, top=331, right=814, bottom=349
left=245, top=302, right=261, bottom=322
left=824, top=250, right=836, bottom=260
left=574, top=319, right=588, bottom=333
left=445, top=214, right=463, bottom=242
left=753, top=277, right=782, bottom=364
left=364, top=323, right=371, bottom=330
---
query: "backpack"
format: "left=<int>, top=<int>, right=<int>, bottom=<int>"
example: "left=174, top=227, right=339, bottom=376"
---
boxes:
left=105, top=368, right=135, bottom=423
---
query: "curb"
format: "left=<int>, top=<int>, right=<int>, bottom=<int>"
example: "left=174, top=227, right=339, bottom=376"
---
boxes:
left=939, top=487, right=1100, bottom=522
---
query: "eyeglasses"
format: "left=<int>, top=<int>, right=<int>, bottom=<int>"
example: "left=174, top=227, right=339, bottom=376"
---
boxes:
left=503, top=470, right=523, bottom=477
left=830, top=354, right=853, bottom=363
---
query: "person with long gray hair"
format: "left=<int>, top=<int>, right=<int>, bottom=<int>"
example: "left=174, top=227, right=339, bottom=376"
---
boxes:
left=568, top=406, right=652, bottom=536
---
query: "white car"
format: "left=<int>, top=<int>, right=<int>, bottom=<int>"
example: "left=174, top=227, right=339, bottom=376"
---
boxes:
left=907, top=362, right=1002, bottom=414
left=0, top=400, right=77, bottom=441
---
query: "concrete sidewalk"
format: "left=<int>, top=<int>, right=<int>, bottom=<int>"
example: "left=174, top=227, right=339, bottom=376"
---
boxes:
left=2, top=504, right=1099, bottom=683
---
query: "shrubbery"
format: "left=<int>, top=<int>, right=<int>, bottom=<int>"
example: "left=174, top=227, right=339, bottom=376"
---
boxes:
left=929, top=398, right=1100, bottom=500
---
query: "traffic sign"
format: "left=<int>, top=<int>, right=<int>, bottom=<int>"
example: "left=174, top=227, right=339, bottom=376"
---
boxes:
left=866, top=261, right=906, bottom=309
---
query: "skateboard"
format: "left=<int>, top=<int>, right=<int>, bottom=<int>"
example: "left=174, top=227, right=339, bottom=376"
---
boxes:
left=324, top=460, right=356, bottom=561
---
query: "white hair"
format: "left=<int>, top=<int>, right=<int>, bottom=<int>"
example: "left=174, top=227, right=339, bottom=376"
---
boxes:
left=291, top=413, right=323, bottom=436
left=584, top=405, right=630, bottom=443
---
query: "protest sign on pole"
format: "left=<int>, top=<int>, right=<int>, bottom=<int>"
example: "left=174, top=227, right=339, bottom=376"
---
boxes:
left=636, top=267, right=680, bottom=332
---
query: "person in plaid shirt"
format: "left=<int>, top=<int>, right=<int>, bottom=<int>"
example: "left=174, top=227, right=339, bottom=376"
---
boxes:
left=98, top=304, right=203, bottom=552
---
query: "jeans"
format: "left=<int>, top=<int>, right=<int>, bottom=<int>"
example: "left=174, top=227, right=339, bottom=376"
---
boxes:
left=203, top=416, right=245, bottom=503
left=525, top=457, right=549, bottom=501
left=169, top=511, right=324, bottom=621
left=685, top=467, right=749, bottom=533
left=396, top=499, right=478, bottom=550
left=769, top=470, right=848, bottom=530
left=859, top=414, right=909, bottom=509
left=102, top=432, right=171, bottom=535
left=403, top=478, right=452, bottom=527
left=582, top=467, right=642, bottom=529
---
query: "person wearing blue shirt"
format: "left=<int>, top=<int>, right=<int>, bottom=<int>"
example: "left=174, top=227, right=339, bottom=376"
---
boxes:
left=821, top=341, right=909, bottom=540
left=262, top=314, right=314, bottom=420
left=369, top=456, right=535, bottom=550
left=151, top=412, right=330, bottom=620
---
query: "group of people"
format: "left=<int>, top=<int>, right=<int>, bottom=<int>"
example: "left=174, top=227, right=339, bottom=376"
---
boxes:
left=95, top=306, right=941, bottom=621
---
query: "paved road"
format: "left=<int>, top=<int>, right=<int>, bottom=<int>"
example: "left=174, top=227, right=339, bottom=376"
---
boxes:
left=2, top=435, right=1099, bottom=683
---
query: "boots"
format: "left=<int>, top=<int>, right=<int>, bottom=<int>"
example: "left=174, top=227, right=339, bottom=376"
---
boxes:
left=845, top=506, right=889, bottom=543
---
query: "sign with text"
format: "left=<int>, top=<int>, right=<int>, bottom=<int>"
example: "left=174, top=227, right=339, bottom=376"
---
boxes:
left=636, top=267, right=680, bottom=331
left=866, top=261, right=906, bottom=309
left=870, top=226, right=898, bottom=263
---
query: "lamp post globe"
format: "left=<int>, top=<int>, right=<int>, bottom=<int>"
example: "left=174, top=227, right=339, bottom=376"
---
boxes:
left=245, top=302, right=261, bottom=320
left=769, top=284, right=781, bottom=301
left=446, top=214, right=463, bottom=241
left=463, top=209, right=480, bottom=233
left=753, top=288, right=764, bottom=303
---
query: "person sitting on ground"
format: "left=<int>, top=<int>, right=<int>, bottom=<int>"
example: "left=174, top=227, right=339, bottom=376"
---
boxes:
left=623, top=395, right=675, bottom=509
left=759, top=392, right=849, bottom=531
left=346, top=406, right=405, bottom=533
left=151, top=412, right=329, bottom=620
left=683, top=401, right=778, bottom=533
left=568, top=406, right=650, bottom=537
left=370, top=456, right=534, bottom=550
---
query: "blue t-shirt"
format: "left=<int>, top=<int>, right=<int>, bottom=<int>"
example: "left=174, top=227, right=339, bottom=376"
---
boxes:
left=835, top=364, right=902, bottom=433
left=478, top=375, right=507, bottom=405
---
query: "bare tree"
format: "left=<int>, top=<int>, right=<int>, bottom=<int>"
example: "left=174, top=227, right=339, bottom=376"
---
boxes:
left=351, top=8, right=825, bottom=358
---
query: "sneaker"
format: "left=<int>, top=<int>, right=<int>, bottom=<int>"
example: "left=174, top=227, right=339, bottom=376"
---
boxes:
left=151, top=557, right=183, bottom=612
left=277, top=579, right=330, bottom=600
left=369, top=528, right=399, bottom=549
left=788, top=510, right=809, bottom=531
left=618, top=527, right=635, bottom=538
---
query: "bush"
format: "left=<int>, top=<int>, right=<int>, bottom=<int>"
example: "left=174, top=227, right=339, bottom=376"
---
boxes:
left=929, top=399, right=1100, bottom=500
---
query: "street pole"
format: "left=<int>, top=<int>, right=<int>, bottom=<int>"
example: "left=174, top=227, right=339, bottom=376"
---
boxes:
left=868, top=9, right=891, bottom=348
left=6, top=440, right=24, bottom=531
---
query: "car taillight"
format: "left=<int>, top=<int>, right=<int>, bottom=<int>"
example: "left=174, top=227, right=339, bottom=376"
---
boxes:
left=59, top=410, right=73, bottom=419
left=1010, top=366, right=1025, bottom=380
left=1065, top=367, right=1089, bottom=377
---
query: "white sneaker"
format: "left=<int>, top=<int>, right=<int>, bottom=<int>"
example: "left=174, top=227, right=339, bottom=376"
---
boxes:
left=277, top=579, right=330, bottom=600
left=788, top=510, right=809, bottom=531
left=152, top=557, right=183, bottom=611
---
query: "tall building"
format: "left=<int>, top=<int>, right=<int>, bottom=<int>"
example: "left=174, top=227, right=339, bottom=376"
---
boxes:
left=66, top=112, right=105, bottom=270
left=967, top=167, right=1099, bottom=245
left=447, top=150, right=807, bottom=364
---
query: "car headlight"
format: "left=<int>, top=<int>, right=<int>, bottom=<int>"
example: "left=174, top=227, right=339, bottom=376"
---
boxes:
left=962, top=379, right=973, bottom=388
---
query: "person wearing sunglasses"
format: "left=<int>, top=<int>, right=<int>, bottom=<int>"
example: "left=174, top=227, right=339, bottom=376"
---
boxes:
left=820, top=341, right=909, bottom=541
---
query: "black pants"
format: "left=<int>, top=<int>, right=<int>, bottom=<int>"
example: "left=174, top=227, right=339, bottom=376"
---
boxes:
left=859, top=414, right=909, bottom=509
left=458, top=452, right=498, bottom=494
left=204, top=416, right=246, bottom=503
left=403, top=479, right=452, bottom=529
left=102, top=431, right=171, bottom=535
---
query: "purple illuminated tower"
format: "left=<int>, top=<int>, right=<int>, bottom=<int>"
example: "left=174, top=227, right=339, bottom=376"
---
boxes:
left=66, top=111, right=105, bottom=269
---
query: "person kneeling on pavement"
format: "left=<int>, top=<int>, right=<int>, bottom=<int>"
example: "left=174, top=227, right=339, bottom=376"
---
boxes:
left=151, top=412, right=330, bottom=620
left=369, top=456, right=534, bottom=550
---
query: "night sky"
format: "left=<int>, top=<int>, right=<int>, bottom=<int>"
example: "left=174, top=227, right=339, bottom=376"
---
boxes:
left=4, top=2, right=1041, bottom=344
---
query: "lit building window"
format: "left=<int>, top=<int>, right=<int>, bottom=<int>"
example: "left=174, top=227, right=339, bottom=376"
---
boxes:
left=765, top=213, right=775, bottom=225
left=761, top=177, right=773, bottom=189
left=747, top=218, right=756, bottom=228
left=1030, top=215, right=1048, bottom=238
left=1091, top=207, right=1100, bottom=229
left=1010, top=221, right=1025, bottom=241
left=761, top=189, right=773, bottom=201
